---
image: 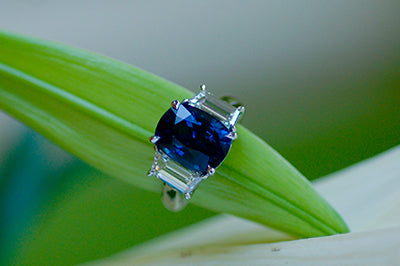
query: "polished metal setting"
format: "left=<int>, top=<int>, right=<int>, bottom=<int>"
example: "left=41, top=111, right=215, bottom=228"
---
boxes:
left=162, top=183, right=188, bottom=212
left=149, top=135, right=160, bottom=144
left=171, top=100, right=181, bottom=110
left=148, top=85, right=245, bottom=211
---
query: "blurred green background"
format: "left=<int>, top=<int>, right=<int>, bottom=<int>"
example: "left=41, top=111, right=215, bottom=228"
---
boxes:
left=0, top=1, right=399, bottom=265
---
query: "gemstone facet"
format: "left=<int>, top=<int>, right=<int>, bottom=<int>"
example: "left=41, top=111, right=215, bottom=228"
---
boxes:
left=148, top=87, right=245, bottom=211
left=155, top=102, right=232, bottom=175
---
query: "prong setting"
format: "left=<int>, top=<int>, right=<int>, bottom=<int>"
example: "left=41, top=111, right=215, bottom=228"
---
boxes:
left=226, top=131, right=237, bottom=140
left=171, top=100, right=181, bottom=110
left=229, top=106, right=245, bottom=127
left=150, top=135, right=160, bottom=144
left=149, top=85, right=244, bottom=211
left=207, top=166, right=216, bottom=176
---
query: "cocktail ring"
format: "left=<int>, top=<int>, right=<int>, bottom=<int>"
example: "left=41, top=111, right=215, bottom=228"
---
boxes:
left=148, top=85, right=245, bottom=211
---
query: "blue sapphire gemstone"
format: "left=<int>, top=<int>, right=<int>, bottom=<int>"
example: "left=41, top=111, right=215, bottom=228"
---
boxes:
left=155, top=102, right=232, bottom=174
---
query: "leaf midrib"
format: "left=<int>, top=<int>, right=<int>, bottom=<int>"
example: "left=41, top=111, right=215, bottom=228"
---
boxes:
left=219, top=165, right=341, bottom=236
left=0, top=62, right=152, bottom=144
left=0, top=61, right=345, bottom=237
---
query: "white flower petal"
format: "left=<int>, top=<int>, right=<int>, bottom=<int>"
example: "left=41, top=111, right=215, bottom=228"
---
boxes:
left=88, top=145, right=400, bottom=265
left=96, top=227, right=400, bottom=266
left=315, top=145, right=400, bottom=231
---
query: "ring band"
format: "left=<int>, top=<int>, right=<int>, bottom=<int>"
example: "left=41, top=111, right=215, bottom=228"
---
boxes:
left=148, top=85, right=245, bottom=211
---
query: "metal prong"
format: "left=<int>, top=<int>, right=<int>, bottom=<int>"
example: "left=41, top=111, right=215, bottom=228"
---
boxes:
left=147, top=170, right=154, bottom=176
left=207, top=166, right=216, bottom=176
left=184, top=192, right=192, bottom=200
left=171, top=100, right=181, bottom=110
left=150, top=135, right=160, bottom=144
left=200, top=84, right=207, bottom=91
left=229, top=106, right=245, bottom=127
left=226, top=131, right=237, bottom=140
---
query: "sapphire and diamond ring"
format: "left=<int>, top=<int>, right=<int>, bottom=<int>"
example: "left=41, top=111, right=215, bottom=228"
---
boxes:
left=148, top=85, right=245, bottom=211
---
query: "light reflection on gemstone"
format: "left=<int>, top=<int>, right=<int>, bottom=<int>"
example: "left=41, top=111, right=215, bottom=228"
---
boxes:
left=155, top=102, right=231, bottom=174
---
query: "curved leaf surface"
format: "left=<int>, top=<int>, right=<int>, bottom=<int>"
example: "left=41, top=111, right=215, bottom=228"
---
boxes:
left=0, top=31, right=348, bottom=237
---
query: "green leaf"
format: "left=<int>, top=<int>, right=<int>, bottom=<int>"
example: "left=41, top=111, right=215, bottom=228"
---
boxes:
left=14, top=164, right=214, bottom=266
left=96, top=146, right=400, bottom=264
left=0, top=127, right=213, bottom=265
left=0, top=31, right=348, bottom=238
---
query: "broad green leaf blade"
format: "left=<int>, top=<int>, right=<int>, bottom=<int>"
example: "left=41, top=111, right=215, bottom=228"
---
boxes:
left=90, top=146, right=400, bottom=265
left=0, top=31, right=348, bottom=237
left=13, top=164, right=213, bottom=266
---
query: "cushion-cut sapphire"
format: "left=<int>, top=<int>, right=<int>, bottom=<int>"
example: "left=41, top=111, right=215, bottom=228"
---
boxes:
left=155, top=102, right=232, bottom=174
